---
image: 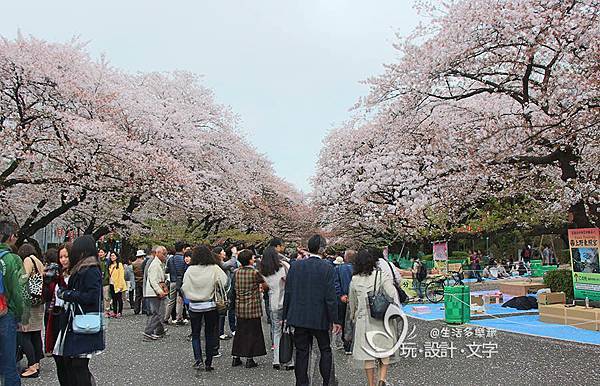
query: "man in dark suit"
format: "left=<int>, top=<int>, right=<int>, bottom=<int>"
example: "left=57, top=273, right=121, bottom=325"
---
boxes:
left=283, top=234, right=341, bottom=386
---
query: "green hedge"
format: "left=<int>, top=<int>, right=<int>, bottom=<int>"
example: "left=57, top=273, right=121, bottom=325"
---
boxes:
left=543, top=269, right=574, bottom=301
left=450, top=251, right=470, bottom=259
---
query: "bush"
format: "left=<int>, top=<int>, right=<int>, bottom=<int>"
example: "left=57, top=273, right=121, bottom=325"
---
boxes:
left=421, top=254, right=433, bottom=261
left=558, top=249, right=571, bottom=265
left=543, top=269, right=574, bottom=301
left=450, top=251, right=470, bottom=259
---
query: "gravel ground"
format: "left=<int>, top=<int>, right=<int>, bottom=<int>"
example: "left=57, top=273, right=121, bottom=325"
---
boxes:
left=23, top=306, right=600, bottom=386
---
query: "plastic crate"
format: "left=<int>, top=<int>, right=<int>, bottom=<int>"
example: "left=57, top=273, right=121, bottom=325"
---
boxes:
left=444, top=285, right=470, bottom=324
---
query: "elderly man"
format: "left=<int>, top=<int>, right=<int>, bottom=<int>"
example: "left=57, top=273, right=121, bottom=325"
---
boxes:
left=143, top=246, right=168, bottom=341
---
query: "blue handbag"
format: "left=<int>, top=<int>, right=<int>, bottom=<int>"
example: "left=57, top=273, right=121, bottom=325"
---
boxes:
left=70, top=291, right=103, bottom=334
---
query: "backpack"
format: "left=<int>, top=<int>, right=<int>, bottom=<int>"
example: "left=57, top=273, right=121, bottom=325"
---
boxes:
left=0, top=250, right=11, bottom=316
left=416, top=261, right=427, bottom=282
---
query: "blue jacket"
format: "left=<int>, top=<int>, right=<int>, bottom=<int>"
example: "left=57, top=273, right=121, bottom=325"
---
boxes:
left=334, top=263, right=353, bottom=298
left=58, top=261, right=105, bottom=357
left=283, top=255, right=338, bottom=330
left=166, top=253, right=186, bottom=283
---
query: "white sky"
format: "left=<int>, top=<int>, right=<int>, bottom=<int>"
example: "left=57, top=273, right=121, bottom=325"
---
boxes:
left=1, top=0, right=423, bottom=192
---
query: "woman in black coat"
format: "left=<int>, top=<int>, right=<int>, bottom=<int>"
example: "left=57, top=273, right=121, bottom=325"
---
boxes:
left=54, top=235, right=105, bottom=386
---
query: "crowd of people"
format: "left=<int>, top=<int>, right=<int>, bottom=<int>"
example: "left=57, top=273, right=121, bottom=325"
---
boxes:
left=1, top=219, right=408, bottom=386
left=0, top=216, right=567, bottom=386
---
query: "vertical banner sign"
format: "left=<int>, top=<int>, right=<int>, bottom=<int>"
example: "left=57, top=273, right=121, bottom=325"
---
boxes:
left=568, top=228, right=600, bottom=301
left=433, top=242, right=448, bottom=261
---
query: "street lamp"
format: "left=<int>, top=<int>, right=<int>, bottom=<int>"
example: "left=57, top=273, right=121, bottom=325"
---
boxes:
left=486, top=236, right=490, bottom=258
left=73, top=218, right=84, bottom=237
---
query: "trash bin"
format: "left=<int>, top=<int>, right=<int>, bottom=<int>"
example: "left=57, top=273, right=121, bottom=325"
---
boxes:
left=444, top=285, right=470, bottom=324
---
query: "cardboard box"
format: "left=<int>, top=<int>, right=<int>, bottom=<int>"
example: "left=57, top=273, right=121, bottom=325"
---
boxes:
left=499, top=282, right=547, bottom=297
left=471, top=295, right=484, bottom=306
left=471, top=305, right=486, bottom=314
left=565, top=317, right=598, bottom=331
left=483, top=293, right=504, bottom=304
left=539, top=304, right=567, bottom=317
left=565, top=307, right=600, bottom=331
left=539, top=314, right=566, bottom=325
left=538, top=292, right=566, bottom=305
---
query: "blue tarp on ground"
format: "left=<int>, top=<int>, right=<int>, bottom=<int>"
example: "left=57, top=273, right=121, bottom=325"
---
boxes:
left=405, top=302, right=537, bottom=321
left=469, top=314, right=600, bottom=346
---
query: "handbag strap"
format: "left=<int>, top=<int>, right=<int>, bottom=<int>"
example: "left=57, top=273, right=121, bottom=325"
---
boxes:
left=386, top=260, right=399, bottom=287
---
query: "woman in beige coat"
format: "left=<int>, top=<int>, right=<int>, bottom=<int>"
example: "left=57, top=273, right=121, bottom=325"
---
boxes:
left=349, top=250, right=399, bottom=386
left=17, top=244, right=46, bottom=378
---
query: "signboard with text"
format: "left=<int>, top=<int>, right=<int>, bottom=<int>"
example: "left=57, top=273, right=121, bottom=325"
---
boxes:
left=568, top=228, right=600, bottom=301
left=433, top=241, right=448, bottom=261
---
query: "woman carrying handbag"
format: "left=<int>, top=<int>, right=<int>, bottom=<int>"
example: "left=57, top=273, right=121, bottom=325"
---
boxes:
left=348, top=250, right=399, bottom=386
left=53, top=236, right=105, bottom=386
left=181, top=245, right=228, bottom=372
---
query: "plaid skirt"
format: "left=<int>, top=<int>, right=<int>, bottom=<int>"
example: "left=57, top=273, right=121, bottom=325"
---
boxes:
left=231, top=318, right=266, bottom=358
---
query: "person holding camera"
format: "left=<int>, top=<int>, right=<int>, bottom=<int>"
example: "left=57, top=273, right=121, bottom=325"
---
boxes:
left=43, top=243, right=71, bottom=357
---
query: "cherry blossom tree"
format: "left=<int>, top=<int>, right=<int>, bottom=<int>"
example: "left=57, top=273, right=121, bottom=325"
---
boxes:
left=314, top=0, right=599, bottom=243
left=1, top=35, right=312, bottom=244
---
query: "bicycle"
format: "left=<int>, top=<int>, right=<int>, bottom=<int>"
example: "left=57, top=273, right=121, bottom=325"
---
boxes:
left=423, top=270, right=464, bottom=303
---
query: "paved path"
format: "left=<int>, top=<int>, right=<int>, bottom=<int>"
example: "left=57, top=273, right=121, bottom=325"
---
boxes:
left=24, top=307, right=600, bottom=386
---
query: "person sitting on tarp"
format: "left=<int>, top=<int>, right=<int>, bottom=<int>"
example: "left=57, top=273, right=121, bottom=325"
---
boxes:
left=482, top=266, right=492, bottom=279
left=510, top=264, right=520, bottom=276
left=496, top=262, right=510, bottom=279
left=517, top=261, right=527, bottom=276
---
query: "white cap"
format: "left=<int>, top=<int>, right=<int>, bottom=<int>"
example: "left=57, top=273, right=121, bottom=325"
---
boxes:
left=135, top=249, right=146, bottom=257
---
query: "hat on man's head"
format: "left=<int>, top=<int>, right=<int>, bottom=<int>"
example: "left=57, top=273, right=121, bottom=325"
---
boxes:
left=334, top=256, right=344, bottom=265
left=135, top=249, right=146, bottom=257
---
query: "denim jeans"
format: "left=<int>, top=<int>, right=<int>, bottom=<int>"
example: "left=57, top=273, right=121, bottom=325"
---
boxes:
left=190, top=309, right=218, bottom=366
left=413, top=279, right=424, bottom=299
left=0, top=313, right=20, bottom=386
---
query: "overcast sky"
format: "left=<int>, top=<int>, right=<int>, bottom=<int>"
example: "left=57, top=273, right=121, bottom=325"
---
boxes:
left=1, top=0, right=422, bottom=192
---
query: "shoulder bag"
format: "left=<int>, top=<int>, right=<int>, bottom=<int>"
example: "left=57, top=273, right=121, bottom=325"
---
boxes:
left=71, top=287, right=103, bottom=334
left=27, top=257, right=44, bottom=306
left=213, top=266, right=229, bottom=315
left=367, top=268, right=393, bottom=320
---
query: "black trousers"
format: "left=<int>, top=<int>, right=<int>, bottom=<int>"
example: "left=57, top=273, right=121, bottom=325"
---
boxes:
left=337, top=302, right=352, bottom=351
left=110, top=285, right=123, bottom=314
left=19, top=331, right=43, bottom=366
left=54, top=355, right=94, bottom=386
left=293, top=327, right=332, bottom=386
left=133, top=282, right=143, bottom=314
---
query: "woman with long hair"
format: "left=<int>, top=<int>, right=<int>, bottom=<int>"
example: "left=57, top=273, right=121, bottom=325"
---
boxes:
left=108, top=252, right=126, bottom=318
left=181, top=245, right=228, bottom=372
left=53, top=235, right=105, bottom=386
left=231, top=249, right=267, bottom=369
left=17, top=243, right=45, bottom=378
left=43, top=243, right=71, bottom=356
left=258, top=246, right=292, bottom=370
left=349, top=249, right=399, bottom=386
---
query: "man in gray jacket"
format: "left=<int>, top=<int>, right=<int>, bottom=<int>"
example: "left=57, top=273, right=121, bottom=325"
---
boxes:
left=143, top=246, right=168, bottom=341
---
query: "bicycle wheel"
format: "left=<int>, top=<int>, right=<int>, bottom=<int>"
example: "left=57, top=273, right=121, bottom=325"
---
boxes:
left=425, top=280, right=444, bottom=303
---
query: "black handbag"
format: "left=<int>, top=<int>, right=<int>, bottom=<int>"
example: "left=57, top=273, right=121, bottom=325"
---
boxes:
left=367, top=269, right=393, bottom=320
left=279, top=324, right=294, bottom=364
